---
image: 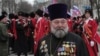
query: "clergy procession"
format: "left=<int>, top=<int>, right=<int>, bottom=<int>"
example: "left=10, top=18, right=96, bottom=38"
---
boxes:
left=0, top=2, right=100, bottom=56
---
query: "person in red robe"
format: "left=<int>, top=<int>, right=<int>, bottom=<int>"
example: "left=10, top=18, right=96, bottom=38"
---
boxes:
left=83, top=9, right=100, bottom=56
left=43, top=13, right=50, bottom=34
left=72, top=16, right=84, bottom=36
left=30, top=12, right=37, bottom=29
left=34, top=9, right=49, bottom=55
left=14, top=12, right=28, bottom=56
left=24, top=12, right=36, bottom=53
left=8, top=13, right=17, bottom=53
left=66, top=14, right=73, bottom=32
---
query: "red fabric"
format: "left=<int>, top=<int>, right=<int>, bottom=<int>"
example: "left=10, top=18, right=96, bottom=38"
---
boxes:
left=45, top=19, right=50, bottom=35
left=67, top=19, right=73, bottom=32
left=24, top=20, right=29, bottom=37
left=19, top=19, right=24, bottom=25
left=84, top=23, right=92, bottom=38
left=25, top=19, right=37, bottom=37
left=82, top=34, right=95, bottom=56
left=34, top=17, right=49, bottom=55
left=83, top=19, right=99, bottom=56
left=87, top=20, right=100, bottom=43
left=13, top=19, right=24, bottom=39
left=94, top=33, right=100, bottom=44
left=12, top=19, right=17, bottom=40
left=26, top=27, right=30, bottom=37
left=31, top=18, right=37, bottom=27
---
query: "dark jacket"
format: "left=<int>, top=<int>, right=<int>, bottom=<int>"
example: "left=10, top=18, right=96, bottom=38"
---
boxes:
left=36, top=32, right=89, bottom=56
left=0, top=22, right=9, bottom=42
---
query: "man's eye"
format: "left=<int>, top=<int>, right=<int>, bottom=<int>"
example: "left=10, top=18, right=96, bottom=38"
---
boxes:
left=54, top=21, right=59, bottom=24
left=61, top=21, right=66, bottom=23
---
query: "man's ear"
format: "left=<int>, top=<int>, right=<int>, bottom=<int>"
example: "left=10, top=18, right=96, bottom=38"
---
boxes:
left=49, top=20, right=52, bottom=24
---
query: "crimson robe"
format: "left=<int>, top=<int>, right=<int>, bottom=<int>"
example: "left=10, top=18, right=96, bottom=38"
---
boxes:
left=67, top=18, right=73, bottom=32
left=83, top=17, right=100, bottom=56
left=34, top=17, right=50, bottom=54
left=31, top=18, right=37, bottom=27
left=12, top=19, right=18, bottom=40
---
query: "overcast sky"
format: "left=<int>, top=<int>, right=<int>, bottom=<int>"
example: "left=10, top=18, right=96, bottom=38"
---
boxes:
left=25, top=0, right=47, bottom=5
left=25, top=0, right=34, bottom=5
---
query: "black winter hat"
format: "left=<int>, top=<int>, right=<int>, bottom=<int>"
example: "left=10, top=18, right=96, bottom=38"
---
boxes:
left=85, top=9, right=93, bottom=17
left=9, top=13, right=15, bottom=19
left=48, top=3, right=67, bottom=21
left=0, top=15, right=6, bottom=21
left=35, top=9, right=43, bottom=17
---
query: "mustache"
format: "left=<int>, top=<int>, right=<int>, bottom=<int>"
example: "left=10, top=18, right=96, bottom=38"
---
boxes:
left=56, top=28, right=64, bottom=31
left=55, top=29, right=65, bottom=33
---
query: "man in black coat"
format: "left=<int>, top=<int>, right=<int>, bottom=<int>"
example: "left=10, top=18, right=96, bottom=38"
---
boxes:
left=14, top=12, right=28, bottom=56
left=35, top=3, right=89, bottom=56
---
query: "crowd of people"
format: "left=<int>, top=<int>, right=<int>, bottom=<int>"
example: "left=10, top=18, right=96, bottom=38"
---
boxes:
left=0, top=3, right=100, bottom=56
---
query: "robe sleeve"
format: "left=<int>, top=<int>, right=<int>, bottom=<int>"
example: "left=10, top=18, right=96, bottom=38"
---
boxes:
left=35, top=40, right=42, bottom=56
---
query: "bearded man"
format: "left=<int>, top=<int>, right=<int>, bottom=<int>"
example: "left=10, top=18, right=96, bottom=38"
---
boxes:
left=35, top=3, right=89, bottom=56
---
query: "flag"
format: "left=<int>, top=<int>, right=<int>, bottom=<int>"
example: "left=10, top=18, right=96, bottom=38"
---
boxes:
left=70, top=5, right=81, bottom=17
left=52, top=0, right=57, bottom=4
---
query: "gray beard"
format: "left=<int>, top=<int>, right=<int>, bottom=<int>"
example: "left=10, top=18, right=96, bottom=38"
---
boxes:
left=51, top=27, right=68, bottom=38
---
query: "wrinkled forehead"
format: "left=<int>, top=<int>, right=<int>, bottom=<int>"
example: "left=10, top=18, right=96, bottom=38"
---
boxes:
left=51, top=18, right=67, bottom=22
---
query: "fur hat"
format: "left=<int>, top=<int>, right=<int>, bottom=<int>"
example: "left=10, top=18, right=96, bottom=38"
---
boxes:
left=2, top=11, right=7, bottom=16
left=29, top=12, right=35, bottom=18
left=85, top=9, right=93, bottom=16
left=9, top=13, right=15, bottom=19
left=0, top=15, right=6, bottom=21
left=35, top=9, right=43, bottom=17
left=18, top=11, right=24, bottom=16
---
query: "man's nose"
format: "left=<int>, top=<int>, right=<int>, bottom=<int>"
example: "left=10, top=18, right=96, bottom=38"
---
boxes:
left=58, top=22, right=63, bottom=27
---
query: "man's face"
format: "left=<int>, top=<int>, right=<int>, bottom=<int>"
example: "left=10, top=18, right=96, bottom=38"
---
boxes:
left=35, top=14, right=39, bottom=20
left=50, top=18, right=69, bottom=38
left=18, top=16, right=23, bottom=19
left=85, top=12, right=91, bottom=19
left=1, top=17, right=7, bottom=23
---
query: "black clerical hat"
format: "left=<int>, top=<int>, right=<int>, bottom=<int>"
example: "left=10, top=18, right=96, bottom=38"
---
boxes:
left=48, top=3, right=67, bottom=20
